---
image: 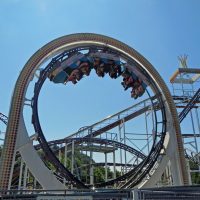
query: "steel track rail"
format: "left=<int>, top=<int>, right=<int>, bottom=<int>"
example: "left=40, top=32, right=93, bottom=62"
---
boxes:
left=179, top=88, right=200, bottom=123
left=0, top=113, right=8, bottom=125
left=35, top=137, right=146, bottom=159
left=31, top=46, right=165, bottom=188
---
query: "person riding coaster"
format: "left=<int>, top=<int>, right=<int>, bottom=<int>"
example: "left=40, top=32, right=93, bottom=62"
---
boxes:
left=130, top=80, right=145, bottom=99
left=109, top=64, right=122, bottom=79
left=48, top=53, right=90, bottom=84
left=48, top=50, right=146, bottom=98
left=79, top=62, right=91, bottom=76
left=67, top=53, right=122, bottom=83
left=93, top=58, right=122, bottom=78
left=89, top=51, right=121, bottom=78
left=94, top=58, right=110, bottom=77
left=65, top=56, right=93, bottom=84
left=121, top=68, right=146, bottom=99
left=121, top=69, right=135, bottom=90
left=66, top=69, right=83, bottom=84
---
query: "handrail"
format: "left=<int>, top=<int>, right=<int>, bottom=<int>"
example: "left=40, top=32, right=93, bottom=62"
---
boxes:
left=67, top=95, right=159, bottom=139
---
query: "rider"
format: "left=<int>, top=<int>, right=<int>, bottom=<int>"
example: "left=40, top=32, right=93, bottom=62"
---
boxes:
left=109, top=64, right=122, bottom=79
left=66, top=69, right=83, bottom=84
left=121, top=69, right=135, bottom=90
left=79, top=61, right=91, bottom=76
left=131, top=79, right=146, bottom=98
left=93, top=57, right=109, bottom=77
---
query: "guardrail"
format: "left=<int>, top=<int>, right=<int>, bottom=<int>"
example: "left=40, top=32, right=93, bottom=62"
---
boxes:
left=1, top=186, right=200, bottom=200
left=133, top=186, right=200, bottom=200
left=0, top=189, right=132, bottom=200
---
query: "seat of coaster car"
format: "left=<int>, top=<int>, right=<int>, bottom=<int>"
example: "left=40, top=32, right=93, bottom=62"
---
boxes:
left=52, top=71, right=68, bottom=84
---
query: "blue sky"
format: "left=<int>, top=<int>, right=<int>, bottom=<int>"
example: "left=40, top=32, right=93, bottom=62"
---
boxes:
left=0, top=0, right=200, bottom=141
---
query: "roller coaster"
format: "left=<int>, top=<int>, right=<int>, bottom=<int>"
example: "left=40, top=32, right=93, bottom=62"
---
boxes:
left=0, top=33, right=190, bottom=191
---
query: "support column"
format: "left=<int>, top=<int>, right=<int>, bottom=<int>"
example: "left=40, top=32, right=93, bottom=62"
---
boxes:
left=105, top=152, right=108, bottom=182
left=59, top=145, right=62, bottom=162
left=18, top=158, right=23, bottom=190
left=144, top=101, right=150, bottom=153
left=113, top=148, right=116, bottom=180
left=90, top=149, right=94, bottom=185
left=118, top=116, right=123, bottom=175
left=113, top=147, right=116, bottom=188
left=64, top=143, right=68, bottom=167
left=33, top=178, right=37, bottom=189
left=64, top=143, right=68, bottom=185
left=186, top=159, right=192, bottom=185
left=23, top=164, right=28, bottom=190
left=122, top=119, right=127, bottom=173
left=194, top=108, right=200, bottom=171
left=71, top=141, right=74, bottom=174
left=71, top=140, right=74, bottom=189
